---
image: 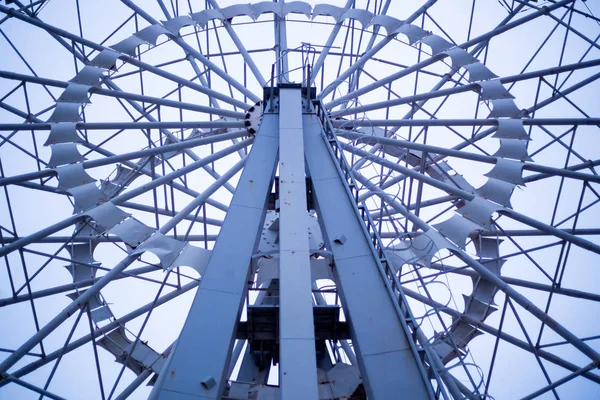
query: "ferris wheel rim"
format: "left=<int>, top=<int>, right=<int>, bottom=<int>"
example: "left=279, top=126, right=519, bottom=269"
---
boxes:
left=0, top=0, right=599, bottom=399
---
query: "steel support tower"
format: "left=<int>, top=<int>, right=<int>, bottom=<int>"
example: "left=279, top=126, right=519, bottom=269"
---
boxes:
left=2, top=1, right=600, bottom=399
left=150, top=85, right=435, bottom=399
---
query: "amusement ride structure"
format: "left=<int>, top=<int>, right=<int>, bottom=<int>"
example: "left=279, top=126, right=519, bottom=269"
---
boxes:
left=1, top=0, right=600, bottom=398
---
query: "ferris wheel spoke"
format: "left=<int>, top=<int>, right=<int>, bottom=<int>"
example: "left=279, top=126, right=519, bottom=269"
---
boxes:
left=0, top=129, right=247, bottom=187
left=341, top=133, right=600, bottom=185
left=526, top=159, right=600, bottom=183
left=0, top=70, right=246, bottom=120
left=553, top=197, right=600, bottom=228
left=0, top=4, right=251, bottom=109
left=37, top=308, right=85, bottom=400
left=530, top=126, right=585, bottom=163
left=319, top=0, right=439, bottom=101
left=506, top=298, right=562, bottom=399
left=0, top=152, right=248, bottom=373
left=4, top=280, right=199, bottom=386
left=426, top=262, right=600, bottom=303
left=119, top=201, right=223, bottom=227
left=20, top=247, right=180, bottom=292
left=0, top=132, right=47, bottom=166
left=340, top=0, right=393, bottom=106
left=530, top=74, right=600, bottom=119
left=82, top=138, right=241, bottom=212
left=371, top=195, right=458, bottom=215
left=334, top=117, right=600, bottom=128
left=522, top=362, right=599, bottom=400
left=116, top=10, right=223, bottom=114
left=353, top=159, right=600, bottom=256
left=0, top=234, right=217, bottom=245
left=112, top=369, right=152, bottom=400
left=1, top=374, right=66, bottom=400
left=157, top=155, right=247, bottom=234
left=202, top=0, right=266, bottom=87
left=0, top=138, right=250, bottom=259
left=0, top=141, right=245, bottom=217
left=119, top=0, right=259, bottom=104
left=324, top=0, right=535, bottom=110
left=84, top=306, right=108, bottom=400
left=104, top=269, right=173, bottom=400
left=435, top=70, right=600, bottom=162
left=0, top=0, right=43, bottom=19
left=70, top=88, right=244, bottom=196
left=0, top=23, right=63, bottom=103
left=329, top=0, right=584, bottom=146
left=107, top=57, right=186, bottom=81
left=5, top=224, right=93, bottom=298
left=554, top=38, right=600, bottom=92
left=0, top=121, right=244, bottom=132
left=532, top=2, right=600, bottom=53
left=331, top=57, right=600, bottom=118
left=356, top=179, right=600, bottom=365
left=540, top=334, right=600, bottom=350
left=309, top=0, right=354, bottom=86
left=0, top=265, right=158, bottom=307
left=398, top=261, right=484, bottom=395
left=405, top=285, right=600, bottom=387
left=507, top=15, right=582, bottom=95
left=343, top=121, right=597, bottom=197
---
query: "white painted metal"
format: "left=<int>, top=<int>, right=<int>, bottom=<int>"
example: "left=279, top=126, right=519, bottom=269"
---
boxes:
left=278, top=87, right=319, bottom=399
left=303, top=114, right=434, bottom=399
left=2, top=1, right=600, bottom=399
left=150, top=115, right=280, bottom=400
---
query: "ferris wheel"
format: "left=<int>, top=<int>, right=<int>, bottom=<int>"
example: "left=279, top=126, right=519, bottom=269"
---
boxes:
left=1, top=0, right=600, bottom=399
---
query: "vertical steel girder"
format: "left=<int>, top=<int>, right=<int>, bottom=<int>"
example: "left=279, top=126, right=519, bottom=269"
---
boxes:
left=150, top=114, right=279, bottom=399
left=303, top=115, right=434, bottom=399
left=278, top=88, right=319, bottom=398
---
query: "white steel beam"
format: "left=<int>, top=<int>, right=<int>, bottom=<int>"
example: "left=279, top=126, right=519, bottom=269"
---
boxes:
left=150, top=114, right=280, bottom=400
left=274, top=2, right=289, bottom=83
left=303, top=115, right=434, bottom=399
left=278, top=87, right=319, bottom=399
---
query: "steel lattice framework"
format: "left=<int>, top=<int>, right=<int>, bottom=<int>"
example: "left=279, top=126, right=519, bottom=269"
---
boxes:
left=1, top=0, right=600, bottom=399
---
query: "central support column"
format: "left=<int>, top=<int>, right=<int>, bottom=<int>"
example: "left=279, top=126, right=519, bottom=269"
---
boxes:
left=278, top=86, right=319, bottom=399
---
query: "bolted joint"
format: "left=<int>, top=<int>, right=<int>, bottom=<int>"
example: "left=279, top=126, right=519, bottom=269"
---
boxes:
left=201, top=376, right=216, bottom=390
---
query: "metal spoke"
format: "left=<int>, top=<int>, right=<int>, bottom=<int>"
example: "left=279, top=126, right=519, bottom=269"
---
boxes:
left=2, top=1, right=600, bottom=398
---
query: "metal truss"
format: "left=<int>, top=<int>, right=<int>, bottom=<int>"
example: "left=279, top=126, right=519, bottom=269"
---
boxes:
left=1, top=0, right=600, bottom=399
